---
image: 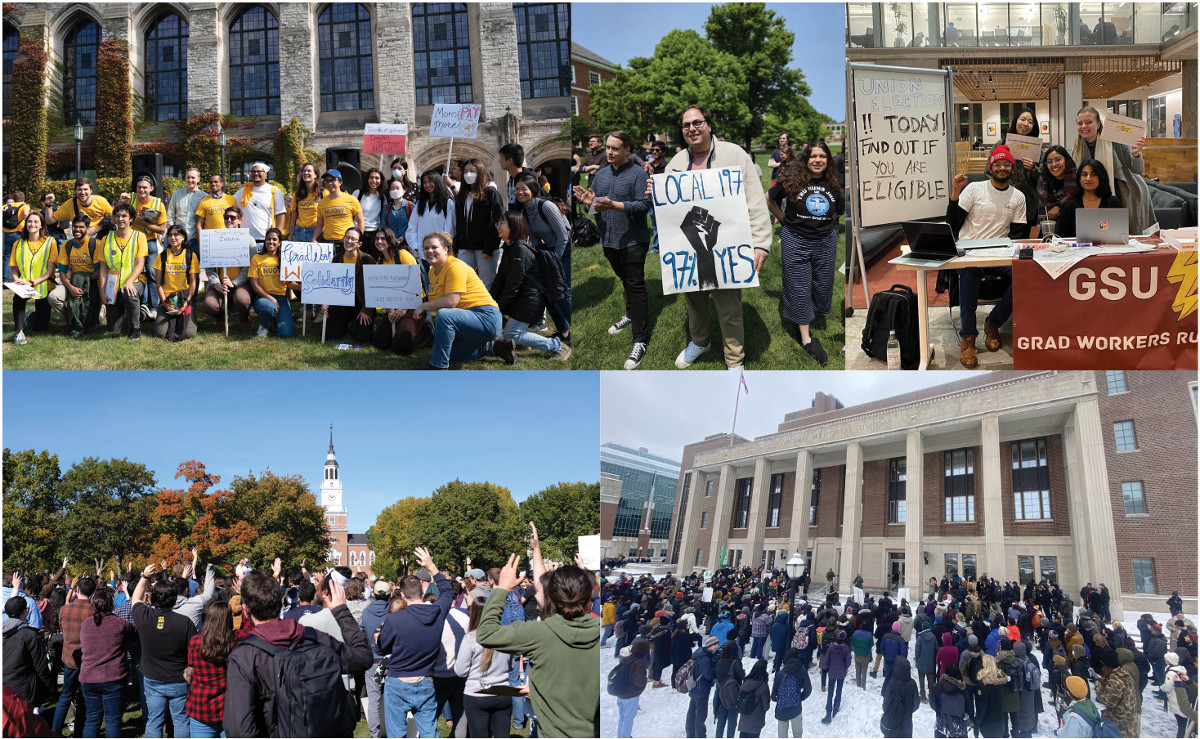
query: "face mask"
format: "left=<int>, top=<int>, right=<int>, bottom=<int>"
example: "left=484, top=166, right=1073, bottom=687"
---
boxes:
left=390, top=189, right=403, bottom=200
left=392, top=169, right=403, bottom=180
left=464, top=172, right=478, bottom=185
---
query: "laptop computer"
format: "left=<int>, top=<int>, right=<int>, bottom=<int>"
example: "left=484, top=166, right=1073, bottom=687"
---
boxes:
left=901, top=221, right=964, bottom=261
left=1076, top=208, right=1130, bottom=245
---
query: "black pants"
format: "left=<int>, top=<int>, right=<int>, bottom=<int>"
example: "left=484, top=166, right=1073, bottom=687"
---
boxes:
left=326, top=305, right=374, bottom=343
left=1177, top=714, right=1189, bottom=738
left=686, top=694, right=709, bottom=738
left=433, top=675, right=466, bottom=732
left=12, top=295, right=50, bottom=333
left=604, top=243, right=650, bottom=344
left=106, top=282, right=144, bottom=336
left=463, top=693, right=511, bottom=737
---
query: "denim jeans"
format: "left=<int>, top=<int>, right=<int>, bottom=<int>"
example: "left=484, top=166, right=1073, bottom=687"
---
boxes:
left=143, top=238, right=161, bottom=311
left=750, top=635, right=766, bottom=660
left=429, top=305, right=502, bottom=368
left=252, top=294, right=295, bottom=337
left=366, top=663, right=384, bottom=737
left=292, top=225, right=315, bottom=243
left=51, top=664, right=85, bottom=733
left=83, top=680, right=124, bottom=738
left=143, top=677, right=190, bottom=738
left=503, top=317, right=561, bottom=353
left=385, top=675, right=437, bottom=738
left=601, top=623, right=614, bottom=647
left=189, top=717, right=225, bottom=738
left=509, top=656, right=528, bottom=728
left=881, top=658, right=895, bottom=695
left=617, top=695, right=639, bottom=738
left=547, top=244, right=571, bottom=335
left=957, top=266, right=1012, bottom=338
left=3, top=230, right=17, bottom=282
left=826, top=676, right=844, bottom=714
left=686, top=694, right=709, bottom=738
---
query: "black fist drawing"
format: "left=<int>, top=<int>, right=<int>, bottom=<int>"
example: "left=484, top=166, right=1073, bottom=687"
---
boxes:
left=681, top=206, right=721, bottom=290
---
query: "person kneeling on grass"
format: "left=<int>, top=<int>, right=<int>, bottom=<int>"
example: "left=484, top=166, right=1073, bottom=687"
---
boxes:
left=490, top=211, right=571, bottom=363
left=319, top=227, right=376, bottom=345
left=370, top=227, right=429, bottom=354
left=8, top=210, right=59, bottom=345
left=97, top=203, right=147, bottom=340
left=51, top=214, right=102, bottom=338
left=416, top=231, right=503, bottom=369
left=154, top=225, right=200, bottom=342
left=248, top=228, right=295, bottom=338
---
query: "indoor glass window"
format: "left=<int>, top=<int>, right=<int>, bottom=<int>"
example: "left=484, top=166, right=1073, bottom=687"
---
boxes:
left=1017, top=555, right=1035, bottom=584
left=1132, top=558, right=1155, bottom=593
left=1040, top=556, right=1058, bottom=583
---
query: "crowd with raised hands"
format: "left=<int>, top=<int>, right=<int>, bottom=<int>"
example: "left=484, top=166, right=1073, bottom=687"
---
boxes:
left=2, top=524, right=601, bottom=738
left=602, top=564, right=1198, bottom=738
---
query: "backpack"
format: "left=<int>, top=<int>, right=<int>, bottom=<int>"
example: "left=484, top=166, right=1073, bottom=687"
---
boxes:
left=935, top=690, right=968, bottom=738
left=571, top=211, right=599, bottom=248
left=792, top=624, right=810, bottom=652
left=243, top=628, right=357, bottom=738
left=526, top=243, right=568, bottom=304
left=1065, top=706, right=1124, bottom=738
left=860, top=284, right=919, bottom=369
left=964, top=653, right=983, bottom=685
left=500, top=590, right=526, bottom=626
left=2, top=204, right=19, bottom=230
left=736, top=685, right=757, bottom=715
left=1022, top=660, right=1040, bottom=693
left=718, top=674, right=740, bottom=710
left=775, top=671, right=801, bottom=711
left=673, top=658, right=699, bottom=694
left=1002, top=660, right=1023, bottom=693
left=816, top=626, right=825, bottom=646
left=607, top=659, right=634, bottom=697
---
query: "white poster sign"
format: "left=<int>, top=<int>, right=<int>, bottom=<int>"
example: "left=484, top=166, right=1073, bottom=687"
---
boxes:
left=1004, top=133, right=1044, bottom=162
left=1101, top=113, right=1147, bottom=147
left=429, top=104, right=482, bottom=139
left=280, top=241, right=335, bottom=283
left=897, top=587, right=910, bottom=603
left=577, top=535, right=600, bottom=571
left=853, top=586, right=865, bottom=603
left=652, top=167, right=759, bottom=295
left=199, top=228, right=253, bottom=269
left=703, top=587, right=714, bottom=603
left=300, top=262, right=356, bottom=307
left=363, top=264, right=422, bottom=309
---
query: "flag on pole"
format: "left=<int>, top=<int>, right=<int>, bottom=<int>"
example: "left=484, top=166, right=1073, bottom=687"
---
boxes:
left=739, top=369, right=749, bottom=395
left=720, top=545, right=727, bottom=567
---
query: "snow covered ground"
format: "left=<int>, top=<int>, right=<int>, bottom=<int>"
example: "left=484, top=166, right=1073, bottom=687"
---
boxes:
left=600, top=604, right=1192, bottom=738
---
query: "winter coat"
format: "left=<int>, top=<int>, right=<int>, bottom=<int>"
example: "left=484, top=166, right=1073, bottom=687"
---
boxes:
left=1145, top=632, right=1169, bottom=662
left=1065, top=630, right=1084, bottom=662
left=851, top=628, right=874, bottom=657
left=488, top=239, right=546, bottom=323
left=1, top=619, right=53, bottom=706
left=929, top=672, right=973, bottom=738
left=710, top=618, right=735, bottom=646
left=612, top=653, right=648, bottom=699
left=914, top=628, right=939, bottom=674
left=771, top=654, right=812, bottom=722
left=735, top=675, right=771, bottom=734
left=1166, top=665, right=1197, bottom=721
left=688, top=647, right=718, bottom=697
left=994, top=650, right=1021, bottom=713
left=984, top=628, right=1001, bottom=656
left=972, top=673, right=1011, bottom=738
left=880, top=657, right=919, bottom=738
left=1116, top=647, right=1142, bottom=704
left=672, top=631, right=701, bottom=670
left=769, top=613, right=790, bottom=654
left=453, top=184, right=505, bottom=255
left=880, top=631, right=908, bottom=662
left=936, top=633, right=959, bottom=677
left=958, top=648, right=984, bottom=685
left=1095, top=666, right=1138, bottom=739
left=649, top=625, right=672, bottom=672
left=1013, top=655, right=1042, bottom=733
left=897, top=615, right=914, bottom=643
left=751, top=612, right=772, bottom=638
left=824, top=640, right=852, bottom=682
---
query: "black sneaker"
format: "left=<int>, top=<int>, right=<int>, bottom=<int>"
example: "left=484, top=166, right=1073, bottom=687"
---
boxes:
left=493, top=338, right=516, bottom=366
left=128, top=330, right=141, bottom=340
left=803, top=336, right=829, bottom=366
left=624, top=342, right=647, bottom=370
left=608, top=315, right=632, bottom=334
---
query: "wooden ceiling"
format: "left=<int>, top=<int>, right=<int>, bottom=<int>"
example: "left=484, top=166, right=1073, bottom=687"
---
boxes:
left=947, top=55, right=1182, bottom=100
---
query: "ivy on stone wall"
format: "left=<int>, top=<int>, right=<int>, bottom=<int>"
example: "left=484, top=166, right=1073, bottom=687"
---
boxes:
left=95, top=39, right=133, bottom=180
left=7, top=37, right=47, bottom=196
left=273, top=118, right=317, bottom=193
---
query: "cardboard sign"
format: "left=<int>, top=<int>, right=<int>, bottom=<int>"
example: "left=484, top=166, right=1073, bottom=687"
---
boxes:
left=363, top=123, right=408, bottom=154
left=651, top=167, right=759, bottom=295
left=280, top=241, right=335, bottom=283
left=363, top=264, right=422, bottom=309
left=300, top=262, right=357, bottom=307
left=199, top=229, right=252, bottom=269
left=853, top=586, right=864, bottom=604
left=429, top=104, right=481, bottom=139
left=1101, top=113, right=1147, bottom=148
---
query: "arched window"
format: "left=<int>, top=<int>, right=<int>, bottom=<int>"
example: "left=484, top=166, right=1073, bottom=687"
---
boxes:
left=3, top=24, right=18, bottom=117
left=228, top=5, right=279, bottom=116
left=145, top=12, right=189, bottom=121
left=228, top=159, right=273, bottom=185
left=350, top=551, right=358, bottom=567
left=412, top=3, right=472, bottom=105
left=64, top=20, right=100, bottom=125
left=513, top=4, right=570, bottom=99
left=370, top=551, right=375, bottom=564
left=318, top=4, right=373, bottom=111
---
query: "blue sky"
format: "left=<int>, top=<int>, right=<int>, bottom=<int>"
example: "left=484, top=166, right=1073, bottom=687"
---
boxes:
left=572, top=2, right=848, bottom=121
left=2, top=372, right=600, bottom=534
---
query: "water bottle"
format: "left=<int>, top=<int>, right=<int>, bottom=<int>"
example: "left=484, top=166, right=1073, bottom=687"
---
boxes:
left=886, top=329, right=901, bottom=370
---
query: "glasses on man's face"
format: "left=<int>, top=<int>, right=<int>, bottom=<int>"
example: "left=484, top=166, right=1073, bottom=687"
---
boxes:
left=682, top=120, right=707, bottom=130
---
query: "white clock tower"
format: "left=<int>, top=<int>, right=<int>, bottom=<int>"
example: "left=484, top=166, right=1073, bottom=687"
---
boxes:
left=321, top=427, right=348, bottom=560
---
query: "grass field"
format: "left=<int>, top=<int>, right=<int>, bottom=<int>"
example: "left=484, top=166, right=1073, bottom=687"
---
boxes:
left=571, top=151, right=846, bottom=371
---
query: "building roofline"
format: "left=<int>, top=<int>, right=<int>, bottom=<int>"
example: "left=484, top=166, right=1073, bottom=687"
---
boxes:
left=572, top=42, right=619, bottom=71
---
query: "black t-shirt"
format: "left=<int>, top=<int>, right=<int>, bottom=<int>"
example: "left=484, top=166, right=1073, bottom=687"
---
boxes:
left=770, top=149, right=784, bottom=181
left=768, top=176, right=844, bottom=239
left=132, top=603, right=196, bottom=683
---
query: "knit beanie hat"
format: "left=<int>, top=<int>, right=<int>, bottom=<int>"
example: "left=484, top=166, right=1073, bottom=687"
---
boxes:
left=1053, top=655, right=1067, bottom=667
left=1073, top=644, right=1086, bottom=659
left=836, top=630, right=848, bottom=642
left=1165, top=651, right=1180, bottom=666
left=1065, top=675, right=1089, bottom=700
left=1099, top=647, right=1121, bottom=669
left=892, top=622, right=901, bottom=632
left=1000, top=637, right=1013, bottom=651
left=704, top=636, right=719, bottom=649
left=968, top=635, right=979, bottom=648
left=988, top=145, right=1015, bottom=170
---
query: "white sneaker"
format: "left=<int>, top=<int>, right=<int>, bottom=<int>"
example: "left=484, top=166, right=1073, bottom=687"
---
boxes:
left=727, top=363, right=744, bottom=371
left=257, top=326, right=270, bottom=338
left=675, top=341, right=711, bottom=369
left=608, top=315, right=632, bottom=334
left=13, top=331, right=26, bottom=345
left=624, top=342, right=648, bottom=370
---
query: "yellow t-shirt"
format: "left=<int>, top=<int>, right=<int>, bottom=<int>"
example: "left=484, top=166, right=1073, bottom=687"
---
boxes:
left=248, top=252, right=286, bottom=296
left=291, top=189, right=327, bottom=229
left=3, top=203, right=29, bottom=234
left=316, top=193, right=362, bottom=240
left=100, top=231, right=148, bottom=285
left=429, top=256, right=497, bottom=310
left=132, top=196, right=168, bottom=238
left=156, top=248, right=199, bottom=294
left=195, top=194, right=238, bottom=230
left=52, top=196, right=113, bottom=229
left=378, top=249, right=417, bottom=266
left=60, top=237, right=98, bottom=274
left=9, top=237, right=58, bottom=298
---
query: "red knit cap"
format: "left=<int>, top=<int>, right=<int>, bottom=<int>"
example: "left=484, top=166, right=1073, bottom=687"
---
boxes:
left=988, top=145, right=1015, bottom=170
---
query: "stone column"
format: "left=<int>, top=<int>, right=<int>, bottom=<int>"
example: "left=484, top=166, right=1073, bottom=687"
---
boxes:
left=374, top=4, right=416, bottom=133
left=1062, top=419, right=1094, bottom=592
left=1070, top=397, right=1124, bottom=617
left=904, top=429, right=925, bottom=592
left=981, top=416, right=1007, bottom=582
left=708, top=464, right=736, bottom=570
left=1183, top=59, right=1197, bottom=138
left=677, top=470, right=704, bottom=572
left=787, top=450, right=813, bottom=563
left=277, top=4, right=316, bottom=130
left=474, top=4, right=523, bottom=123
left=838, top=442, right=863, bottom=592
left=745, top=457, right=772, bottom=568
left=186, top=6, right=221, bottom=116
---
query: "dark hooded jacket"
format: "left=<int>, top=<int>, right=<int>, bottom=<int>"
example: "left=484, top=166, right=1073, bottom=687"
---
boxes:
left=929, top=671, right=973, bottom=738
left=771, top=652, right=812, bottom=722
left=736, top=670, right=772, bottom=734
left=880, top=656, right=919, bottom=737
left=1, top=617, right=54, bottom=706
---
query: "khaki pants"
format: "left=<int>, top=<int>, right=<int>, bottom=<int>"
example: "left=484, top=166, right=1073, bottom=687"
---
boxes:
left=684, top=288, right=744, bottom=367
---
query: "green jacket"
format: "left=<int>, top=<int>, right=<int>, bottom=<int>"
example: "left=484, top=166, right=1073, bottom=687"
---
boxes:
left=476, top=586, right=599, bottom=738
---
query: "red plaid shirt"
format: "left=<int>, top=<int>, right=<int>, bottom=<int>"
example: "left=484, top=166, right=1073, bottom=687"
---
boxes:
left=185, top=620, right=256, bottom=724
left=58, top=600, right=94, bottom=670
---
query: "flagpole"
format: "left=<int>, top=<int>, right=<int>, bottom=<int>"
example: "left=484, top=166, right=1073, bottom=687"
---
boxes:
left=730, top=369, right=742, bottom=445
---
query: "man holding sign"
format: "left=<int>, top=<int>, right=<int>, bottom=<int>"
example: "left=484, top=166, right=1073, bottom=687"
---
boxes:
left=96, top=203, right=147, bottom=339
left=198, top=207, right=254, bottom=331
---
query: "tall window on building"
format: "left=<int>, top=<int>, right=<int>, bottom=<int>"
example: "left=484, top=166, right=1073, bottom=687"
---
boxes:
left=767, top=473, right=783, bottom=527
left=1105, top=370, right=1128, bottom=394
left=944, top=553, right=958, bottom=578
left=944, top=449, right=975, bottom=522
left=2, top=24, right=17, bottom=118
left=144, top=12, right=188, bottom=121
left=589, top=71, right=601, bottom=86
left=229, top=6, right=280, bottom=116
left=733, top=478, right=752, bottom=528
left=695, top=548, right=704, bottom=567
left=514, top=4, right=569, bottom=98
left=1121, top=481, right=1146, bottom=514
left=1012, top=438, right=1051, bottom=520
left=413, top=3, right=472, bottom=105
left=962, top=554, right=977, bottom=580
left=64, top=20, right=100, bottom=126
left=1039, top=556, right=1058, bottom=583
left=808, top=469, right=821, bottom=526
left=1017, top=555, right=1035, bottom=584
left=705, top=480, right=713, bottom=497
left=700, top=512, right=708, bottom=529
left=888, top=458, right=906, bottom=523
left=1131, top=558, right=1156, bottom=593
left=318, top=4, right=374, bottom=111
left=999, top=102, right=1038, bottom=131
left=1113, top=421, right=1137, bottom=451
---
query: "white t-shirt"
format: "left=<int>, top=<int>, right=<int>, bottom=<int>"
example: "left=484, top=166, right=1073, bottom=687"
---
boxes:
left=242, top=183, right=286, bottom=242
left=958, top=180, right=1026, bottom=240
left=359, top=193, right=381, bottom=230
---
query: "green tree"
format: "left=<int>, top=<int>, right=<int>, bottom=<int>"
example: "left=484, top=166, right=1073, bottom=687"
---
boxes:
left=366, top=496, right=424, bottom=580
left=1, top=449, right=65, bottom=574
left=57, top=457, right=158, bottom=569
left=564, top=115, right=596, bottom=150
left=518, top=482, right=600, bottom=562
left=222, top=472, right=333, bottom=573
left=704, top=3, right=812, bottom=149
left=406, top=481, right=524, bottom=573
left=758, top=104, right=834, bottom=150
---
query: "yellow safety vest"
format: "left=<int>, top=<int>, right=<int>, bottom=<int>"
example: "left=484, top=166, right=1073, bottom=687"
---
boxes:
left=14, top=237, right=56, bottom=299
left=102, top=231, right=144, bottom=286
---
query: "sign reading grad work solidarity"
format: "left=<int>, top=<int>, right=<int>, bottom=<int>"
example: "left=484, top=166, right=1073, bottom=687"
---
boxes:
left=651, top=167, right=758, bottom=295
left=199, top=228, right=253, bottom=269
left=429, top=104, right=481, bottom=139
left=362, top=264, right=421, bottom=310
left=363, top=123, right=408, bottom=154
left=280, top=241, right=335, bottom=282
left=300, top=262, right=357, bottom=307
left=1012, top=249, right=1198, bottom=370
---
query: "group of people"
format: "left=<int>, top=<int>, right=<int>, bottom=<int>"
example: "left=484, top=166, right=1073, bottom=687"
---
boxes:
left=948, top=105, right=1155, bottom=369
left=2, top=527, right=601, bottom=738
left=572, top=107, right=844, bottom=370
left=601, top=564, right=1198, bottom=738
left=3, top=142, right=572, bottom=367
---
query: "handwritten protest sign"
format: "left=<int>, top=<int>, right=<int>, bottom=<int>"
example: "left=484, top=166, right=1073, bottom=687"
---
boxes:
left=199, top=228, right=252, bottom=268
left=363, top=123, right=408, bottom=154
left=300, top=262, right=356, bottom=307
left=577, top=535, right=600, bottom=571
left=1101, top=112, right=1147, bottom=147
left=429, top=104, right=481, bottom=139
left=280, top=241, right=334, bottom=282
left=363, top=264, right=421, bottom=309
left=1004, top=133, right=1044, bottom=162
left=651, top=167, right=758, bottom=295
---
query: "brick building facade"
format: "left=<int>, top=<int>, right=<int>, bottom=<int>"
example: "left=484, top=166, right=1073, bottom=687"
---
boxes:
left=667, top=371, right=1197, bottom=616
left=570, top=42, right=615, bottom=121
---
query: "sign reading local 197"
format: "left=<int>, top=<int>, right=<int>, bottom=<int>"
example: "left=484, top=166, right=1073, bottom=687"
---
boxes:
left=651, top=167, right=759, bottom=295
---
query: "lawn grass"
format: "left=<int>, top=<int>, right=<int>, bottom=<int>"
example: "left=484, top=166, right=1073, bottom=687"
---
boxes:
left=1, top=291, right=568, bottom=371
left=571, top=152, right=845, bottom=371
